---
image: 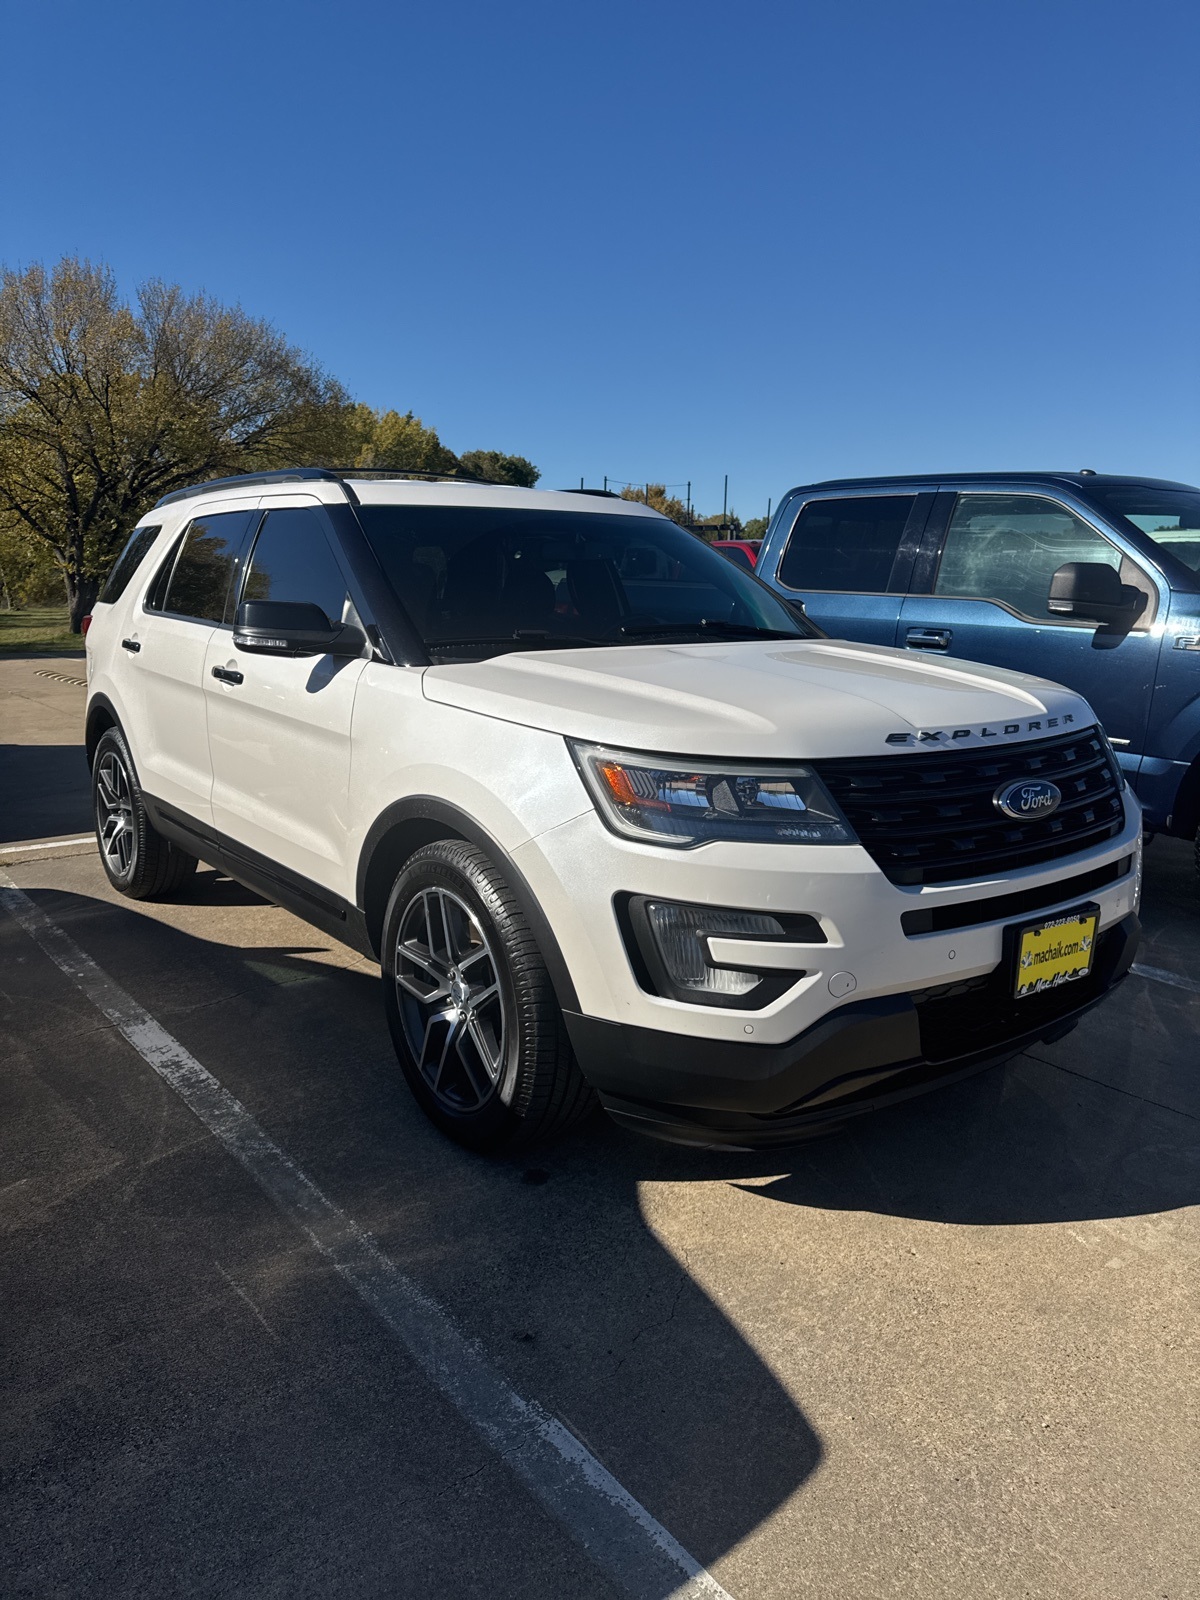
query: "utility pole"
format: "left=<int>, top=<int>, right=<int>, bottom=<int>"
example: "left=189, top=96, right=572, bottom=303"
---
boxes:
left=722, top=474, right=728, bottom=528
left=603, top=476, right=608, bottom=493
left=766, top=498, right=772, bottom=522
left=686, top=481, right=692, bottom=524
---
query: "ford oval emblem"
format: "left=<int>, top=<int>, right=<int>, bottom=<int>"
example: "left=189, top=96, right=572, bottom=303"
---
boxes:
left=994, top=778, right=1062, bottom=819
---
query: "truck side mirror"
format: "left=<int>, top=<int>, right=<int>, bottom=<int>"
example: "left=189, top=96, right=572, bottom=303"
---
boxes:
left=234, top=600, right=365, bottom=658
left=1047, top=563, right=1144, bottom=630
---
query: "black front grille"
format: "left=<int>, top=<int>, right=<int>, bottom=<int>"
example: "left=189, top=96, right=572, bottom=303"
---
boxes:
left=815, top=726, right=1125, bottom=885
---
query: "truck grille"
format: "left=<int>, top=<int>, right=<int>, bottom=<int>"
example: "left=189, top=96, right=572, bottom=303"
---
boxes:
left=814, top=726, right=1125, bottom=885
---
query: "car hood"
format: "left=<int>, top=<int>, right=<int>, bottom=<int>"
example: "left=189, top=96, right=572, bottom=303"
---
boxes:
left=421, top=639, right=1096, bottom=760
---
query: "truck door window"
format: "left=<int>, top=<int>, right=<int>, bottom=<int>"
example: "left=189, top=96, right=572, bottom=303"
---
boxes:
left=935, top=494, right=1122, bottom=622
left=778, top=496, right=915, bottom=592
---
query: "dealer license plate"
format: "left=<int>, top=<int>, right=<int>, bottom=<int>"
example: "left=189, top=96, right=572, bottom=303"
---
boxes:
left=1014, top=906, right=1100, bottom=1000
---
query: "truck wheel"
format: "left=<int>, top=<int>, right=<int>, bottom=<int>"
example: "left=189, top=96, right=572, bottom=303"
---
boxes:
left=381, top=840, right=595, bottom=1152
left=92, top=727, right=197, bottom=900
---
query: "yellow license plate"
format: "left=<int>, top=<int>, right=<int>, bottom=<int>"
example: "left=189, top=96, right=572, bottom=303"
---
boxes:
left=1014, top=907, right=1100, bottom=998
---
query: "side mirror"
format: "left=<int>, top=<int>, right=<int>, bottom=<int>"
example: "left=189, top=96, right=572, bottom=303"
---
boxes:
left=1047, top=563, right=1144, bottom=630
left=234, top=600, right=365, bottom=658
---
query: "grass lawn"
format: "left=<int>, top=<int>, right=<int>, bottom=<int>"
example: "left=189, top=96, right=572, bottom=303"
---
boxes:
left=0, top=607, right=85, bottom=654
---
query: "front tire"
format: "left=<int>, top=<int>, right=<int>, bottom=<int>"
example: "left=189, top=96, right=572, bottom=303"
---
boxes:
left=92, top=726, right=197, bottom=900
left=381, top=841, right=594, bottom=1151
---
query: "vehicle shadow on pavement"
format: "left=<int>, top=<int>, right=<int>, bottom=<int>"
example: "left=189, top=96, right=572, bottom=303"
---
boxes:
left=0, top=745, right=92, bottom=842
left=6, top=885, right=823, bottom=1586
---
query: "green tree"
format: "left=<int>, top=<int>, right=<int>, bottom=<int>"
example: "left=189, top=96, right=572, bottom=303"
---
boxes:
left=619, top=483, right=694, bottom=526
left=0, top=522, right=60, bottom=609
left=459, top=449, right=540, bottom=487
left=348, top=405, right=460, bottom=474
left=742, top=516, right=769, bottom=540
left=0, top=257, right=349, bottom=629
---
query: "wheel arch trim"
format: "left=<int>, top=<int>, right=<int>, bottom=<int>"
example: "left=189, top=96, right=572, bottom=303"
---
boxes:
left=357, top=797, right=580, bottom=1012
left=85, top=693, right=124, bottom=765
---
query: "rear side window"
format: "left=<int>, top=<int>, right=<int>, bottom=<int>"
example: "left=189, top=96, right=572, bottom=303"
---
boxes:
left=98, top=525, right=161, bottom=604
left=778, top=496, right=914, bottom=592
left=163, top=511, right=257, bottom=623
left=935, top=494, right=1120, bottom=622
left=240, top=507, right=354, bottom=625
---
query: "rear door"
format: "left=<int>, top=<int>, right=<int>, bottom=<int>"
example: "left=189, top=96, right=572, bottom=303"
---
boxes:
left=204, top=498, right=367, bottom=895
left=899, top=489, right=1162, bottom=766
left=765, top=490, right=932, bottom=644
left=119, top=502, right=259, bottom=822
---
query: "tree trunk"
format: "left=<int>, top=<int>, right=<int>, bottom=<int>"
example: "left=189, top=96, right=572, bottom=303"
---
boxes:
left=64, top=523, right=99, bottom=633
left=66, top=571, right=99, bottom=632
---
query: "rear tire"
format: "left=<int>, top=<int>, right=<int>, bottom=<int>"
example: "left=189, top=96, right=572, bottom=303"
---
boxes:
left=92, top=726, right=197, bottom=900
left=381, top=840, right=595, bottom=1152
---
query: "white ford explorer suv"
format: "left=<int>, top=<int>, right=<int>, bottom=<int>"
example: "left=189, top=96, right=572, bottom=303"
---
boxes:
left=84, top=468, right=1143, bottom=1151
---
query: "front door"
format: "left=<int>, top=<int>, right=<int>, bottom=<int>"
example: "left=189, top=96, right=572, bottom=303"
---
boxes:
left=204, top=500, right=366, bottom=896
left=899, top=491, right=1161, bottom=772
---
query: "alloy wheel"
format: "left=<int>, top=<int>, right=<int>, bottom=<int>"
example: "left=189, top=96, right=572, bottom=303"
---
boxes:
left=95, top=751, right=136, bottom=879
left=394, top=886, right=508, bottom=1112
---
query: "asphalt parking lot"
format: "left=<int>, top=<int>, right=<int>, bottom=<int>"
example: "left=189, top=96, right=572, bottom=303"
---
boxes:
left=2, top=656, right=1198, bottom=1600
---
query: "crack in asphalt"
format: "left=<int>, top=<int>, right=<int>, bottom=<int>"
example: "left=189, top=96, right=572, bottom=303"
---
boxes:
left=1031, top=1053, right=1200, bottom=1123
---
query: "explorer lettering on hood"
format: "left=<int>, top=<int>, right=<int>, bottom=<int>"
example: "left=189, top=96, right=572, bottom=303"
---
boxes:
left=886, top=714, right=1076, bottom=748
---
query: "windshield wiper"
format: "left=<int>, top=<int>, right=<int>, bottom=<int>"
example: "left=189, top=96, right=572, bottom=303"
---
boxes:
left=617, top=619, right=801, bottom=641
left=425, top=630, right=602, bottom=654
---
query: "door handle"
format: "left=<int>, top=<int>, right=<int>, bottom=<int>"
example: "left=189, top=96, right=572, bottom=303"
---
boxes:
left=211, top=665, right=244, bottom=685
left=121, top=638, right=141, bottom=653
left=905, top=627, right=953, bottom=651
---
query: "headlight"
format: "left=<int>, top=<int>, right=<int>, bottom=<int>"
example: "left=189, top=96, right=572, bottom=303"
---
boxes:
left=569, top=742, right=856, bottom=847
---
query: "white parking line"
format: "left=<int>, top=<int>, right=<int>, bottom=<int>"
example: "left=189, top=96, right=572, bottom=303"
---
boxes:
left=1131, top=962, right=1200, bottom=998
left=0, top=836, right=96, bottom=856
left=0, top=871, right=734, bottom=1600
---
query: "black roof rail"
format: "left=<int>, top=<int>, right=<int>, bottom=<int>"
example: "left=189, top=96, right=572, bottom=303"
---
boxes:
left=322, top=466, right=494, bottom=486
left=562, top=487, right=619, bottom=497
left=154, top=468, right=346, bottom=508
left=154, top=463, right=499, bottom=510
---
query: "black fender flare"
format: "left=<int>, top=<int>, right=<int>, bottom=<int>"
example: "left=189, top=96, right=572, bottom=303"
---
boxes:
left=357, top=796, right=580, bottom=1013
left=84, top=692, right=123, bottom=765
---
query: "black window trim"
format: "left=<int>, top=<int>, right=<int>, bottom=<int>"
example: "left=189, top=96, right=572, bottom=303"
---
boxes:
left=918, top=486, right=1161, bottom=631
left=774, top=488, right=936, bottom=598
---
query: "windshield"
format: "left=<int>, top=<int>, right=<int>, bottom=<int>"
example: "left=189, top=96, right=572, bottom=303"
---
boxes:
left=355, top=505, right=816, bottom=658
left=1088, top=485, right=1200, bottom=576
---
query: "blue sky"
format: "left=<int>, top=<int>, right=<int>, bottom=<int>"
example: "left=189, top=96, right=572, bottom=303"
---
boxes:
left=3, top=0, right=1197, bottom=519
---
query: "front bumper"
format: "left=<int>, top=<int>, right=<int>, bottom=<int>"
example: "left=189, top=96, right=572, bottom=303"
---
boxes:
left=564, top=912, right=1140, bottom=1148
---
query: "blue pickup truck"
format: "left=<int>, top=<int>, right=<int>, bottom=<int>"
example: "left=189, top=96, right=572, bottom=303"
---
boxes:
left=754, top=473, right=1200, bottom=876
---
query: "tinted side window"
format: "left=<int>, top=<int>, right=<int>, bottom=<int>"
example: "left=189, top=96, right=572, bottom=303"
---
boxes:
left=935, top=494, right=1119, bottom=622
left=98, top=524, right=161, bottom=604
left=145, top=533, right=186, bottom=612
left=163, top=512, right=257, bottom=623
left=778, top=496, right=915, bottom=591
left=240, top=508, right=353, bottom=625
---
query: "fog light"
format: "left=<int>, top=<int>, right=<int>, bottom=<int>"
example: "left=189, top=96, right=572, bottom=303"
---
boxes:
left=645, top=902, right=784, bottom=998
